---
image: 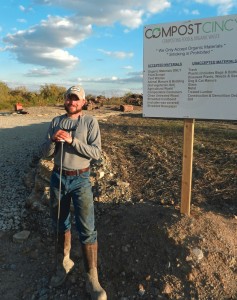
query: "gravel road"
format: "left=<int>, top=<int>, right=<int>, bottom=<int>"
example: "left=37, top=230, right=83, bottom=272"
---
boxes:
left=0, top=108, right=60, bottom=231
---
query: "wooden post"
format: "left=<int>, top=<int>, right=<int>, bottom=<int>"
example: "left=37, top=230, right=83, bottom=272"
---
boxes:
left=181, top=119, right=195, bottom=216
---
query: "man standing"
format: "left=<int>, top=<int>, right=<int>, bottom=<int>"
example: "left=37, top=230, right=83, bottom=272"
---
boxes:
left=41, top=85, right=107, bottom=300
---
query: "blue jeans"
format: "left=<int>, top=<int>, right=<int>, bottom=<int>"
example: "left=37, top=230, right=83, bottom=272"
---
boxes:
left=50, top=169, right=97, bottom=244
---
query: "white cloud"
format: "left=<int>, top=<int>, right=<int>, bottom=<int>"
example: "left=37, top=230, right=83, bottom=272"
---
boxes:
left=25, top=68, right=59, bottom=77
left=122, top=66, right=133, bottom=70
left=34, top=0, right=171, bottom=29
left=98, top=49, right=134, bottom=59
left=195, top=0, right=235, bottom=15
left=78, top=72, right=143, bottom=84
left=19, top=4, right=33, bottom=12
left=119, top=9, right=144, bottom=29
left=147, top=0, right=171, bottom=13
left=3, top=15, right=91, bottom=68
left=41, top=49, right=78, bottom=64
left=19, top=5, right=26, bottom=12
left=17, top=19, right=27, bottom=23
left=5, top=44, right=78, bottom=68
left=183, top=8, right=200, bottom=15
left=191, top=10, right=200, bottom=15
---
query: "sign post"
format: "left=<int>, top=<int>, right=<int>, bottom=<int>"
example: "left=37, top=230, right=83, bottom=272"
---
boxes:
left=143, top=14, right=237, bottom=215
left=181, top=119, right=195, bottom=215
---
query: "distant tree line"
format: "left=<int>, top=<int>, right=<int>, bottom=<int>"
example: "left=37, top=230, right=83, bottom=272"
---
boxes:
left=0, top=82, right=67, bottom=110
left=0, top=81, right=141, bottom=111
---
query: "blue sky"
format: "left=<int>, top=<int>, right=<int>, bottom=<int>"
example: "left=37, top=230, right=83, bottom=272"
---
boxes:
left=0, top=0, right=237, bottom=96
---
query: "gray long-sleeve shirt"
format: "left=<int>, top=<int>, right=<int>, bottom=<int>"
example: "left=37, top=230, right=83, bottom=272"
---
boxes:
left=41, top=114, right=101, bottom=170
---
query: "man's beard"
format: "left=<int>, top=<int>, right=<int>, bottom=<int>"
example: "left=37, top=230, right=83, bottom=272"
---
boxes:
left=64, top=104, right=82, bottom=115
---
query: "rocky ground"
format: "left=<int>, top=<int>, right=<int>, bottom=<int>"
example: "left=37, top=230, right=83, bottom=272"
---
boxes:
left=0, top=105, right=236, bottom=300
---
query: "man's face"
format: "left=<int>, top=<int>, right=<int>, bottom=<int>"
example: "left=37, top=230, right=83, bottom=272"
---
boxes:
left=64, top=94, right=85, bottom=115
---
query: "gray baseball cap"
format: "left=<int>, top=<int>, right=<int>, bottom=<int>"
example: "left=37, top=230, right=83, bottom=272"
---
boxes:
left=65, top=85, right=85, bottom=100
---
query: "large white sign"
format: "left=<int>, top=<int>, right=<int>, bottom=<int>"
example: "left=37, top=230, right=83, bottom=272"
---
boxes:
left=143, top=14, right=237, bottom=120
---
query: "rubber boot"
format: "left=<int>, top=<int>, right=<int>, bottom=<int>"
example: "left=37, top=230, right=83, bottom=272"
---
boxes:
left=50, top=230, right=74, bottom=287
left=82, top=242, right=107, bottom=300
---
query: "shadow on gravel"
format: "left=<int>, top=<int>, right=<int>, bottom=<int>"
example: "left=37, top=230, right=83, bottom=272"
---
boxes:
left=0, top=121, right=51, bottom=166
